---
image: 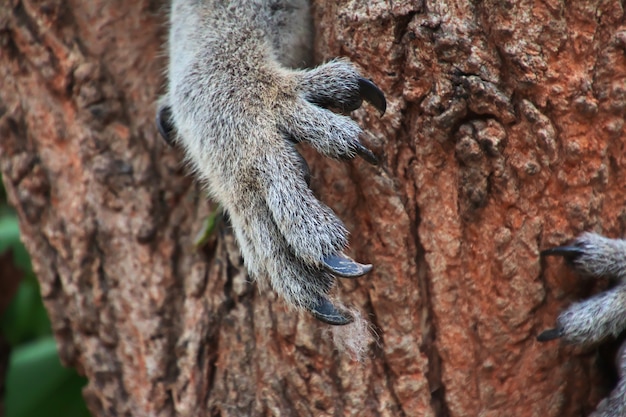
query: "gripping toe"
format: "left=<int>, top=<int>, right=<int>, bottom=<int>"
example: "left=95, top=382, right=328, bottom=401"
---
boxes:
left=322, top=252, right=373, bottom=278
left=309, top=296, right=354, bottom=325
left=358, top=77, right=387, bottom=116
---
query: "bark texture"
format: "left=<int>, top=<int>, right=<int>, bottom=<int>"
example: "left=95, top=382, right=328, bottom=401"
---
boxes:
left=2, top=0, right=626, bottom=416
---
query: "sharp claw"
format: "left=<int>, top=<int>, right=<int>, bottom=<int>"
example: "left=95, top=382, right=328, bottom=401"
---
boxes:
left=309, top=296, right=354, bottom=325
left=322, top=252, right=373, bottom=278
left=358, top=77, right=387, bottom=116
left=354, top=142, right=379, bottom=165
left=541, top=245, right=585, bottom=260
left=156, top=106, right=176, bottom=146
left=537, top=328, right=563, bottom=342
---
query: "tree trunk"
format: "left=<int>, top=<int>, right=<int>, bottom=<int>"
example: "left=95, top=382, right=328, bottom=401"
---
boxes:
left=2, top=0, right=625, bottom=416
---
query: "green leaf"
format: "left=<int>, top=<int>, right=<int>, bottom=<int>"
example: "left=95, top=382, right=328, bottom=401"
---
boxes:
left=1, top=280, right=52, bottom=346
left=0, top=215, right=32, bottom=273
left=193, top=207, right=222, bottom=248
left=6, top=337, right=90, bottom=417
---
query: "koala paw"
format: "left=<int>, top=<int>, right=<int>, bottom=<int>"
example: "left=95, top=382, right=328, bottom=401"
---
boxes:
left=279, top=59, right=385, bottom=165
left=158, top=59, right=385, bottom=325
left=539, top=233, right=626, bottom=344
left=541, top=232, right=626, bottom=280
left=539, top=232, right=626, bottom=416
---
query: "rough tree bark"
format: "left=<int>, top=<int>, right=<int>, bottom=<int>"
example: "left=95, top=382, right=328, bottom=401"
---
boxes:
left=1, top=0, right=626, bottom=416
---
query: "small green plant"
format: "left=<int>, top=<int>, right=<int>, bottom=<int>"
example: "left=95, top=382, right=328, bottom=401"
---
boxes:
left=193, top=206, right=222, bottom=248
left=0, top=174, right=90, bottom=417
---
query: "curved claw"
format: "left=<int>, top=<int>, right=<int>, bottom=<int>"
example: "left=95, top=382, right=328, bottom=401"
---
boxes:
left=358, top=77, right=387, bottom=116
left=354, top=141, right=379, bottom=165
left=156, top=106, right=176, bottom=146
left=309, top=296, right=354, bottom=325
left=541, top=245, right=584, bottom=260
left=322, top=252, right=373, bottom=278
left=537, top=328, right=563, bottom=342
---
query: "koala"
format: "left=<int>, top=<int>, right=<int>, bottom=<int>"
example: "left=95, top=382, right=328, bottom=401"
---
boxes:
left=539, top=233, right=626, bottom=417
left=156, top=0, right=386, bottom=326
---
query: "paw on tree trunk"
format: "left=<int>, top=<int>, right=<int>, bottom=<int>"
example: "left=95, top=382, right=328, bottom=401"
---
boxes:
left=1, top=1, right=626, bottom=416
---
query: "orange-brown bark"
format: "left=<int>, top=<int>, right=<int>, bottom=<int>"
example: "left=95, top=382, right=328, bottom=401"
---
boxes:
left=1, top=0, right=626, bottom=416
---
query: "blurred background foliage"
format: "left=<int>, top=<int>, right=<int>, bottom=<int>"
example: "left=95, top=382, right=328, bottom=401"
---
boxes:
left=0, top=173, right=90, bottom=417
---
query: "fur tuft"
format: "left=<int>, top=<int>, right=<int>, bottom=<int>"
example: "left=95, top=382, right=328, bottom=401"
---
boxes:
left=328, top=306, right=375, bottom=361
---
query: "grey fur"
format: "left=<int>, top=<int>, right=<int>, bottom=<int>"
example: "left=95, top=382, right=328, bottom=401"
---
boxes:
left=554, top=285, right=626, bottom=344
left=544, top=233, right=626, bottom=343
left=541, top=232, right=626, bottom=416
left=565, top=232, right=626, bottom=280
left=159, top=0, right=383, bottom=322
left=589, top=340, right=626, bottom=417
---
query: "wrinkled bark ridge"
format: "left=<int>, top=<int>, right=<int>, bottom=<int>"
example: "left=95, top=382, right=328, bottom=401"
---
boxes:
left=1, top=0, right=626, bottom=416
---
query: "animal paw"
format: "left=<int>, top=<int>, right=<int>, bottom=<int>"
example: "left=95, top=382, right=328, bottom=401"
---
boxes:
left=539, top=233, right=626, bottom=344
left=159, top=57, right=386, bottom=325
left=278, top=59, right=385, bottom=165
left=247, top=61, right=384, bottom=322
left=541, top=232, right=626, bottom=280
left=539, top=232, right=626, bottom=416
left=299, top=59, right=386, bottom=116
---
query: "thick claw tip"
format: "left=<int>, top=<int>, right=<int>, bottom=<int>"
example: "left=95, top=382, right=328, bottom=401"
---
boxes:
left=156, top=106, right=176, bottom=146
left=537, top=328, right=562, bottom=342
left=358, top=77, right=387, bottom=116
left=309, top=296, right=354, bottom=326
left=322, top=252, right=373, bottom=278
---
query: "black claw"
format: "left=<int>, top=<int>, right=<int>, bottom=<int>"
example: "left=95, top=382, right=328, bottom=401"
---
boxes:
left=358, top=77, right=387, bottom=116
left=537, top=328, right=563, bottom=342
left=156, top=106, right=176, bottom=146
left=541, top=245, right=585, bottom=262
left=309, top=296, right=354, bottom=325
left=354, top=141, right=379, bottom=165
left=354, top=142, right=378, bottom=165
left=322, top=252, right=373, bottom=278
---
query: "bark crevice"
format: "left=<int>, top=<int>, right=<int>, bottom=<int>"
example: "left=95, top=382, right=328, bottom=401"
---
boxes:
left=2, top=1, right=625, bottom=416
